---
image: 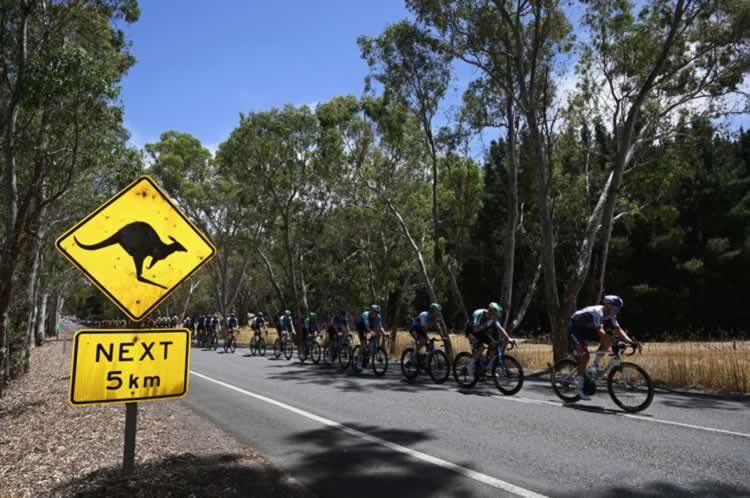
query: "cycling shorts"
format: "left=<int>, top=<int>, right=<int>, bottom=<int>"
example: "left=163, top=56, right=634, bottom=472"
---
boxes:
left=409, top=322, right=429, bottom=344
left=568, top=322, right=600, bottom=353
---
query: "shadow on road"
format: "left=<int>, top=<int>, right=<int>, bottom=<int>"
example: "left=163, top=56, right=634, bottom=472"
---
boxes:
left=263, top=361, right=452, bottom=394
left=561, top=479, right=750, bottom=497
left=284, top=423, right=474, bottom=498
left=50, top=453, right=312, bottom=498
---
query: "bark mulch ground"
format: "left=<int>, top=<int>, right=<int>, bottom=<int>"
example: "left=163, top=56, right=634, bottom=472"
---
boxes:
left=0, top=340, right=315, bottom=498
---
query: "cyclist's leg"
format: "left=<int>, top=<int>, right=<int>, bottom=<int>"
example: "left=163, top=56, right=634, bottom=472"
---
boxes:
left=569, top=323, right=592, bottom=376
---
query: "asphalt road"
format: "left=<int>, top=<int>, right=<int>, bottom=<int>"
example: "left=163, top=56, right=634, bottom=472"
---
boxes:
left=176, top=342, right=750, bottom=498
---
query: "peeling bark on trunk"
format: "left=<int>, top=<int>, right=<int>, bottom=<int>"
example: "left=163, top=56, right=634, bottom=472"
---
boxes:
left=509, top=261, right=542, bottom=334
left=257, top=248, right=285, bottom=307
left=35, top=291, right=48, bottom=346
left=501, top=93, right=519, bottom=327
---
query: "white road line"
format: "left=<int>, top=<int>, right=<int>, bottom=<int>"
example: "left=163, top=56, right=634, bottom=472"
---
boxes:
left=191, top=370, right=548, bottom=498
left=487, top=392, right=750, bottom=439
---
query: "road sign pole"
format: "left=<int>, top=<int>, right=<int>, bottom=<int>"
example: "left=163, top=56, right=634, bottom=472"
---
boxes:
left=123, top=402, right=137, bottom=473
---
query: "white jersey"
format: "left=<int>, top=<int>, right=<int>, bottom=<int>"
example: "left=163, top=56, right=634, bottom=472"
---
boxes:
left=571, top=305, right=619, bottom=329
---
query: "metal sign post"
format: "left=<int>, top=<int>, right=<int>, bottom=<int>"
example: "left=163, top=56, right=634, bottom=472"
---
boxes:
left=123, top=402, right=137, bottom=473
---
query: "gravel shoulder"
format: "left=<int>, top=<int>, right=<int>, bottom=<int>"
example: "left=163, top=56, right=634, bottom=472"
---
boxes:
left=0, top=337, right=314, bottom=498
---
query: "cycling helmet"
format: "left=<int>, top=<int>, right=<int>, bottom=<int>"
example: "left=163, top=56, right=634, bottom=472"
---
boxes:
left=489, top=302, right=502, bottom=315
left=257, top=312, right=263, bottom=317
left=602, top=295, right=624, bottom=308
left=430, top=303, right=442, bottom=312
left=284, top=309, right=291, bottom=316
left=370, top=304, right=381, bottom=313
left=310, top=312, right=317, bottom=319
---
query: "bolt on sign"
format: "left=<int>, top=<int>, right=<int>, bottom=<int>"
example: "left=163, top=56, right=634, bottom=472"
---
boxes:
left=69, top=329, right=190, bottom=406
left=55, top=176, right=216, bottom=322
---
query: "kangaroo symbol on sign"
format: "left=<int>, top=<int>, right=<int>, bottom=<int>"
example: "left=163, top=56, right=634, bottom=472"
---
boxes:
left=75, top=221, right=187, bottom=289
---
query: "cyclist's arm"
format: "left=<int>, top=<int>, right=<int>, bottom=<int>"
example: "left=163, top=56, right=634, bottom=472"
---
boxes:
left=497, top=324, right=515, bottom=343
left=614, top=326, right=634, bottom=343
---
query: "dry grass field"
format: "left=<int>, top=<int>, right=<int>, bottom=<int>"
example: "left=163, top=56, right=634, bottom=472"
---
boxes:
left=220, top=327, right=750, bottom=394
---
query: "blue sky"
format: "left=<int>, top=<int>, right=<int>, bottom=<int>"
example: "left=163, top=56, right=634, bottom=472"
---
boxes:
left=120, top=1, right=748, bottom=158
left=121, top=1, right=428, bottom=154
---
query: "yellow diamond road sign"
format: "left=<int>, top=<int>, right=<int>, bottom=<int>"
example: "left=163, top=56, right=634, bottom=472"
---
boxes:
left=56, top=176, right=215, bottom=321
left=69, top=328, right=190, bottom=406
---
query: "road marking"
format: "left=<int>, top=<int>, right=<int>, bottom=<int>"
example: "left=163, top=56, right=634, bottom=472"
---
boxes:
left=487, top=392, right=750, bottom=439
left=191, top=370, right=548, bottom=498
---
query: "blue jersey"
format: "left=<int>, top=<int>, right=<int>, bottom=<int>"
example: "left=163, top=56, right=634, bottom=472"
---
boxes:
left=304, top=317, right=320, bottom=331
left=471, top=309, right=501, bottom=331
left=412, top=311, right=437, bottom=332
left=358, top=311, right=382, bottom=330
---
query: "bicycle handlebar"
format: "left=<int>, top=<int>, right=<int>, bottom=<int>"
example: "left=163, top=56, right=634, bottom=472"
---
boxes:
left=613, top=340, right=641, bottom=356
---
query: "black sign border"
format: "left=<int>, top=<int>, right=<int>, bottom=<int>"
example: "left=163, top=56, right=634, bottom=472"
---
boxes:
left=55, top=176, right=216, bottom=321
left=69, top=328, right=191, bottom=406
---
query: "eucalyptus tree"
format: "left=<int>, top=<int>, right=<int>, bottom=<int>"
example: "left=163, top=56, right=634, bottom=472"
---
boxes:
left=0, top=0, right=140, bottom=387
left=359, top=21, right=470, bottom=321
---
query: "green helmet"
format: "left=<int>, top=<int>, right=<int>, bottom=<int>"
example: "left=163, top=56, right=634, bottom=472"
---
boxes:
left=489, top=302, right=502, bottom=316
left=430, top=303, right=442, bottom=312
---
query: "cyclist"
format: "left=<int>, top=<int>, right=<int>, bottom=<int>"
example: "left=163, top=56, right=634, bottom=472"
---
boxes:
left=302, top=312, right=320, bottom=346
left=465, top=302, right=516, bottom=376
left=251, top=312, right=267, bottom=339
left=410, top=303, right=444, bottom=353
left=326, top=309, right=350, bottom=349
left=569, top=295, right=636, bottom=400
left=355, top=305, right=386, bottom=369
left=278, top=310, right=296, bottom=342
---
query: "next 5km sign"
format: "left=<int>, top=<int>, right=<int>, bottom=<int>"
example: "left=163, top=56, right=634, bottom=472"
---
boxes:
left=70, top=329, right=190, bottom=406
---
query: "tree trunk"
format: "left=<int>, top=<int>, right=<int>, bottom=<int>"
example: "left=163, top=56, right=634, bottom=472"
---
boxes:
left=501, top=93, right=519, bottom=327
left=442, top=257, right=468, bottom=325
left=35, top=291, right=48, bottom=346
left=509, top=261, right=542, bottom=334
left=385, top=199, right=438, bottom=301
left=257, top=248, right=285, bottom=307
left=180, top=279, right=201, bottom=320
left=388, top=275, right=411, bottom=356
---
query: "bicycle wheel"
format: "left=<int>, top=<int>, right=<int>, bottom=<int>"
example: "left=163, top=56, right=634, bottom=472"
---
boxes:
left=428, top=350, right=450, bottom=384
left=283, top=340, right=294, bottom=360
left=273, top=339, right=282, bottom=359
left=257, top=338, right=266, bottom=357
left=551, top=358, right=580, bottom=403
left=372, top=347, right=388, bottom=377
left=229, top=338, right=236, bottom=354
left=400, top=348, right=419, bottom=380
left=311, top=343, right=322, bottom=364
left=453, top=352, right=480, bottom=388
left=491, top=355, right=523, bottom=395
left=351, top=345, right=363, bottom=373
left=607, top=362, right=654, bottom=413
left=338, top=345, right=351, bottom=369
left=322, top=346, right=333, bottom=366
left=248, top=337, right=255, bottom=355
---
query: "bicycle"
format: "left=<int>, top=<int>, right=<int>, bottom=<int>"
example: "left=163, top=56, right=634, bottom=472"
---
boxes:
left=206, top=329, right=218, bottom=351
left=249, top=330, right=266, bottom=356
left=551, top=340, right=654, bottom=413
left=272, top=330, right=294, bottom=360
left=400, top=336, right=450, bottom=384
left=352, top=332, right=389, bottom=376
left=453, top=337, right=524, bottom=395
left=323, top=332, right=353, bottom=369
left=223, top=329, right=237, bottom=354
left=298, top=329, right=322, bottom=364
